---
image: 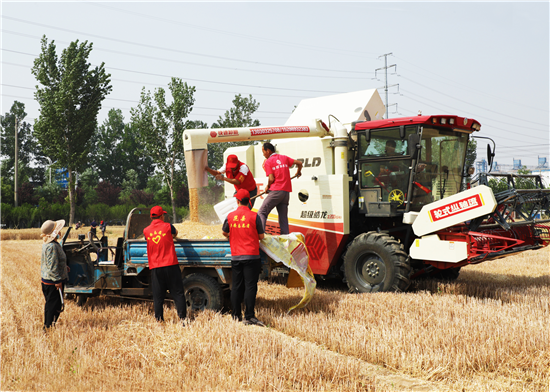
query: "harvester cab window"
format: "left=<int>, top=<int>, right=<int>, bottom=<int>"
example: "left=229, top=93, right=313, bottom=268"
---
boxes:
left=357, top=127, right=416, bottom=208
left=411, top=128, right=469, bottom=208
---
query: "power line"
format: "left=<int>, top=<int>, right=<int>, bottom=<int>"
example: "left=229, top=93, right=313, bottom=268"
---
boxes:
left=1, top=55, right=345, bottom=95
left=394, top=55, right=549, bottom=114
left=1, top=19, right=372, bottom=74
left=400, top=76, right=549, bottom=128
left=401, top=88, right=548, bottom=133
left=1, top=37, right=373, bottom=81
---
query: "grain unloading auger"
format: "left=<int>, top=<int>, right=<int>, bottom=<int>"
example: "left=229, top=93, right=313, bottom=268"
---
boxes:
left=182, top=89, right=550, bottom=293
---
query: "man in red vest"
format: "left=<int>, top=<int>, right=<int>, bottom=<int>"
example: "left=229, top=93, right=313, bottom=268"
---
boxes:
left=222, top=189, right=265, bottom=326
left=258, top=142, right=302, bottom=234
left=206, top=154, right=258, bottom=208
left=143, top=206, right=187, bottom=324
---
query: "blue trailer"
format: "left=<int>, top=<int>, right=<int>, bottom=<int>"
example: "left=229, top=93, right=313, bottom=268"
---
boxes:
left=63, top=208, right=260, bottom=311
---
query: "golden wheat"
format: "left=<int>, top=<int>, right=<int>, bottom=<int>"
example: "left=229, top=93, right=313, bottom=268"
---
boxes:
left=1, top=233, right=548, bottom=391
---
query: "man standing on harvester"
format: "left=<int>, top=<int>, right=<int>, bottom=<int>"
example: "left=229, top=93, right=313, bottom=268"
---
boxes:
left=222, top=189, right=265, bottom=326
left=258, top=142, right=302, bottom=235
left=143, top=206, right=187, bottom=325
left=206, top=154, right=258, bottom=209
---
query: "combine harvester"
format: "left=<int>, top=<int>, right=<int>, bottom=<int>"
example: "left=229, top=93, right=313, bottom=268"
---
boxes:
left=184, top=89, right=550, bottom=292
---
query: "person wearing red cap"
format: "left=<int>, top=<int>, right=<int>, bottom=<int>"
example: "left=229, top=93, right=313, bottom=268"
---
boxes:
left=143, top=206, right=187, bottom=324
left=205, top=154, right=258, bottom=208
left=222, top=189, right=266, bottom=326
left=257, top=142, right=302, bottom=234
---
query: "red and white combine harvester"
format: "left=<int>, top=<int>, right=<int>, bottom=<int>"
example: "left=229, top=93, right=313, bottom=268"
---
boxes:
left=183, top=90, right=550, bottom=292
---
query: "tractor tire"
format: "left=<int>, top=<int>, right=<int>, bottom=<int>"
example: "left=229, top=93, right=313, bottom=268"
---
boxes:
left=182, top=273, right=223, bottom=312
left=76, top=294, right=88, bottom=307
left=343, top=232, right=411, bottom=293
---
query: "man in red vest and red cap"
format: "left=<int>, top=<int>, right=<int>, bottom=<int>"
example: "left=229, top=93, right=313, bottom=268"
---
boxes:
left=143, top=206, right=187, bottom=324
left=206, top=154, right=258, bottom=208
left=222, top=189, right=265, bottom=326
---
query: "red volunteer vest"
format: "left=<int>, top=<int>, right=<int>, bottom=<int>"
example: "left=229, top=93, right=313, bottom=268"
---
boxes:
left=227, top=164, right=257, bottom=192
left=143, top=219, right=178, bottom=269
left=227, top=206, right=260, bottom=257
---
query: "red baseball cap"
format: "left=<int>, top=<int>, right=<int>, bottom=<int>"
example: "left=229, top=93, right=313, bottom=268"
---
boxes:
left=226, top=154, right=240, bottom=170
left=150, top=205, right=167, bottom=218
left=235, top=188, right=250, bottom=201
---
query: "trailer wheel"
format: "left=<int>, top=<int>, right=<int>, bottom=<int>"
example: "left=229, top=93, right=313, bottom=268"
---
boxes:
left=182, top=273, right=223, bottom=311
left=76, top=294, right=88, bottom=307
left=343, top=232, right=411, bottom=293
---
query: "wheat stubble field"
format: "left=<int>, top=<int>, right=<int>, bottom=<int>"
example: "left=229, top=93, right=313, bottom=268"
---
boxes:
left=1, top=224, right=548, bottom=391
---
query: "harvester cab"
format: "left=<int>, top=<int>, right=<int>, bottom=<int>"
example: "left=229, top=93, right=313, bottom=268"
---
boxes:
left=351, top=115, right=479, bottom=218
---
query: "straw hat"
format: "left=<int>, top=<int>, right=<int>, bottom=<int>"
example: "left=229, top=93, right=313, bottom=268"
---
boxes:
left=40, top=219, right=65, bottom=243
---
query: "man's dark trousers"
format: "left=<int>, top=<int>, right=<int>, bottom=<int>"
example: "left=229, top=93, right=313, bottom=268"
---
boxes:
left=231, top=258, right=262, bottom=321
left=151, top=264, right=187, bottom=321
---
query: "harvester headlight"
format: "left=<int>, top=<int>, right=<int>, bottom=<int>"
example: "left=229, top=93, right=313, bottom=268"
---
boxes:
left=440, top=118, right=447, bottom=124
left=449, top=118, right=455, bottom=125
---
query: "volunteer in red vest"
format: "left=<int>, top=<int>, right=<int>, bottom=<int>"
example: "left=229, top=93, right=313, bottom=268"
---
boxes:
left=257, top=142, right=302, bottom=234
left=143, top=206, right=187, bottom=324
left=205, top=154, right=258, bottom=208
left=222, top=189, right=266, bottom=326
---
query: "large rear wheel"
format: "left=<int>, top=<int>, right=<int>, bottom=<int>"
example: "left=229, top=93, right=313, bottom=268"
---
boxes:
left=182, top=273, right=223, bottom=311
left=343, top=232, right=411, bottom=293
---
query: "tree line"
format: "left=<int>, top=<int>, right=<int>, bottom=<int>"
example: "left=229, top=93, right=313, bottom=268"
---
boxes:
left=1, top=35, right=261, bottom=228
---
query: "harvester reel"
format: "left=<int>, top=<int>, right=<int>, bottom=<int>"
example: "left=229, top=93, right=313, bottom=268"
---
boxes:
left=389, top=189, right=404, bottom=205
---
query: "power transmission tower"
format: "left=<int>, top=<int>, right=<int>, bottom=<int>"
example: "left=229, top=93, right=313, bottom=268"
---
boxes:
left=375, top=53, right=399, bottom=119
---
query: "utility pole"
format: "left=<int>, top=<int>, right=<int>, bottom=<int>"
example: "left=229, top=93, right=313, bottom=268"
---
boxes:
left=375, top=53, right=399, bottom=119
left=14, top=117, right=19, bottom=207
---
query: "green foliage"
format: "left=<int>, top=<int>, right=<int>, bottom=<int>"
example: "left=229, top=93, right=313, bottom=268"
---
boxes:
left=1, top=177, right=13, bottom=204
left=1, top=101, right=45, bottom=183
left=90, top=109, right=126, bottom=186
left=31, top=35, right=112, bottom=224
left=119, top=169, right=139, bottom=203
left=34, top=181, right=64, bottom=203
left=212, top=94, right=260, bottom=129
left=130, top=77, right=196, bottom=222
left=208, top=94, right=261, bottom=172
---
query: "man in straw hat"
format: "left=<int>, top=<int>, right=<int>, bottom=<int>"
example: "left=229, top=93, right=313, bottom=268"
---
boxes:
left=222, top=189, right=266, bottom=326
left=143, top=206, right=187, bottom=324
left=205, top=154, right=258, bottom=209
left=40, top=219, right=68, bottom=330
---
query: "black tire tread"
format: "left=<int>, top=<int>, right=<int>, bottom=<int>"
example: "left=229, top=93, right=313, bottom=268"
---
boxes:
left=343, top=232, right=411, bottom=293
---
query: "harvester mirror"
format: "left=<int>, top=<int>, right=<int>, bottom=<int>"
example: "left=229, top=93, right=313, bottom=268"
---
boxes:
left=399, top=125, right=406, bottom=139
left=407, top=134, right=421, bottom=159
left=487, top=144, right=495, bottom=167
left=365, top=130, right=371, bottom=144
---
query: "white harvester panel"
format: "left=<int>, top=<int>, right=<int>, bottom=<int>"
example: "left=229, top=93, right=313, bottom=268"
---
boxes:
left=409, top=234, right=468, bottom=263
left=285, top=89, right=385, bottom=130
left=412, top=185, right=497, bottom=237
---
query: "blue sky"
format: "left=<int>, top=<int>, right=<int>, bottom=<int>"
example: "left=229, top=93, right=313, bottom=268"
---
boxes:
left=2, top=1, right=548, bottom=168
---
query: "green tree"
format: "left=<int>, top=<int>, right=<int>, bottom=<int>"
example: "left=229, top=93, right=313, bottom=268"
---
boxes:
left=119, top=169, right=139, bottom=203
left=120, top=122, right=155, bottom=190
left=208, top=94, right=261, bottom=171
left=1, top=102, right=46, bottom=206
left=31, top=35, right=112, bottom=225
left=91, top=108, right=126, bottom=186
left=130, top=77, right=195, bottom=223
left=212, top=94, right=260, bottom=129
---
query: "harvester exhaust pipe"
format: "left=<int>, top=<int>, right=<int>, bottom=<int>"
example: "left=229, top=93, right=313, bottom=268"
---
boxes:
left=183, top=120, right=332, bottom=222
